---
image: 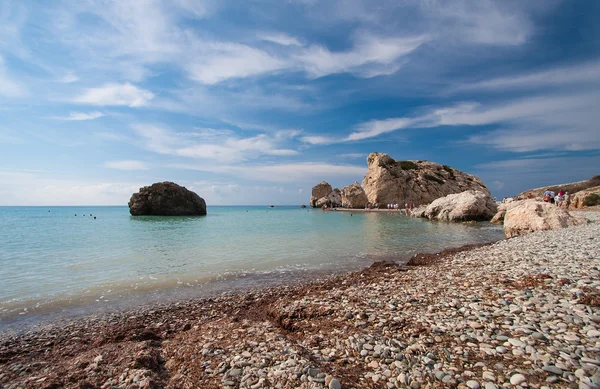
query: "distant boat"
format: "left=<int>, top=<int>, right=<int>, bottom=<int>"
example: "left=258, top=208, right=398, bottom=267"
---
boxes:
left=301, top=205, right=306, bottom=208
left=270, top=205, right=275, bottom=208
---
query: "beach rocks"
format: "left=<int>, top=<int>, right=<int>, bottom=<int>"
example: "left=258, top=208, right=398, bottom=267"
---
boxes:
left=503, top=200, right=585, bottom=237
left=341, top=182, right=368, bottom=208
left=413, top=190, right=497, bottom=222
left=309, top=182, right=342, bottom=208
left=571, top=186, right=600, bottom=208
left=128, top=182, right=207, bottom=216
left=517, top=174, right=600, bottom=199
left=362, top=152, right=490, bottom=207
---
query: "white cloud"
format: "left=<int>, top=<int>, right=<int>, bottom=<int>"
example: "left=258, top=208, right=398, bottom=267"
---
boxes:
left=296, top=34, right=427, bottom=78
left=457, top=60, right=600, bottom=91
left=174, top=162, right=367, bottom=183
left=56, top=71, right=79, bottom=83
left=131, top=123, right=299, bottom=163
left=0, top=55, right=25, bottom=97
left=315, top=90, right=600, bottom=152
left=187, top=43, right=287, bottom=84
left=346, top=118, right=414, bottom=141
left=51, top=111, right=104, bottom=121
left=300, top=135, right=337, bottom=145
left=104, top=160, right=149, bottom=170
left=419, top=0, right=531, bottom=46
left=260, top=33, right=303, bottom=46
left=73, top=83, right=154, bottom=107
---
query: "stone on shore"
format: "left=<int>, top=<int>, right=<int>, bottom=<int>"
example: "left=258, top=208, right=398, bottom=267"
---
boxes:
left=491, top=199, right=536, bottom=224
left=414, top=190, right=497, bottom=222
left=341, top=182, right=368, bottom=209
left=309, top=181, right=342, bottom=208
left=362, top=152, right=490, bottom=207
left=503, top=200, right=585, bottom=237
left=128, top=182, right=207, bottom=216
left=570, top=186, right=600, bottom=209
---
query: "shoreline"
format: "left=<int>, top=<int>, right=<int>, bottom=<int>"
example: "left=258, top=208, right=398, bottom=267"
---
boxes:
left=1, top=211, right=598, bottom=389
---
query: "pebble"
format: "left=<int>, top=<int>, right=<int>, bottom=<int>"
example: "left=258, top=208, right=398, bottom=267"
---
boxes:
left=510, top=374, right=526, bottom=386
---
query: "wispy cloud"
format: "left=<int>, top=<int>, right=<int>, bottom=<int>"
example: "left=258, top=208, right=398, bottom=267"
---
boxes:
left=174, top=162, right=366, bottom=183
left=51, top=111, right=104, bottom=121
left=259, top=33, right=303, bottom=46
left=73, top=83, right=154, bottom=107
left=0, top=55, right=26, bottom=97
left=56, top=71, right=79, bottom=83
left=304, top=89, right=600, bottom=152
left=131, top=123, right=299, bottom=163
left=104, top=160, right=148, bottom=170
left=295, top=34, right=427, bottom=79
left=457, top=60, right=600, bottom=91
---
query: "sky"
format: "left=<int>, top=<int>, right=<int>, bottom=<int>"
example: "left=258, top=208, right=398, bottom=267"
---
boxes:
left=0, top=0, right=599, bottom=205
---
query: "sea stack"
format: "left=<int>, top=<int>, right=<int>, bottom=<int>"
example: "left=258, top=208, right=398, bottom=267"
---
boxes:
left=362, top=152, right=490, bottom=207
left=128, top=182, right=207, bottom=216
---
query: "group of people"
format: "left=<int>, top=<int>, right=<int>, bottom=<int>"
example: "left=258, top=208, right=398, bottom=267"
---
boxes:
left=543, top=189, right=570, bottom=208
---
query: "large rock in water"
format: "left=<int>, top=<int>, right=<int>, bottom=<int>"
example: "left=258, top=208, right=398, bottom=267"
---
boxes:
left=415, top=190, right=497, bottom=222
left=362, top=153, right=490, bottom=207
left=341, top=182, right=368, bottom=208
left=309, top=182, right=342, bottom=208
left=503, top=201, right=585, bottom=238
left=128, top=182, right=207, bottom=216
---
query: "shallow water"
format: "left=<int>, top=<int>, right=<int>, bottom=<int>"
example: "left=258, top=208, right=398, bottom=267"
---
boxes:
left=0, top=206, right=504, bottom=330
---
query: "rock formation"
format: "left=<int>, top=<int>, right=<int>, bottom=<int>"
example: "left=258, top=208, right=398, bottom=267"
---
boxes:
left=570, top=185, right=600, bottom=208
left=412, top=190, right=497, bottom=222
left=341, top=182, right=368, bottom=209
left=490, top=199, right=536, bottom=224
left=362, top=153, right=489, bottom=207
left=128, top=182, right=207, bottom=216
left=503, top=201, right=585, bottom=238
left=517, top=175, right=600, bottom=199
left=309, top=182, right=342, bottom=208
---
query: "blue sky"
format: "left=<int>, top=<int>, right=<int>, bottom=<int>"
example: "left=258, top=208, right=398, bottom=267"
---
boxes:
left=1, top=0, right=599, bottom=205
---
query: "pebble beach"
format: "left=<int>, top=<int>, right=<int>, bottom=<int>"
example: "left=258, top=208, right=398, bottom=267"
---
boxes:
left=0, top=211, right=598, bottom=389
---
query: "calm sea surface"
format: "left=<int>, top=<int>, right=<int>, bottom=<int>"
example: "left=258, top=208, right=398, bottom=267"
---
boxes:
left=0, top=206, right=504, bottom=331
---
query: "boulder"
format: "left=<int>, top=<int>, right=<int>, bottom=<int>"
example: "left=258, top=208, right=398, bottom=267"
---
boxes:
left=309, top=182, right=342, bottom=208
left=490, top=199, right=536, bottom=224
left=503, top=201, right=585, bottom=238
left=310, top=181, right=333, bottom=208
left=341, top=182, right=368, bottom=208
left=413, top=190, right=497, bottom=222
left=570, top=186, right=600, bottom=208
left=128, top=182, right=207, bottom=216
left=362, top=152, right=490, bottom=207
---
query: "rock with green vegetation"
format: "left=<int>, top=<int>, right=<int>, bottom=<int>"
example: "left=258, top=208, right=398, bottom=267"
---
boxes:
left=571, top=186, right=600, bottom=208
left=362, top=152, right=490, bottom=207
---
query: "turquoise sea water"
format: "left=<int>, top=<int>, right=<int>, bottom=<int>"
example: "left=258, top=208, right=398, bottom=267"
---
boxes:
left=0, top=206, right=504, bottom=330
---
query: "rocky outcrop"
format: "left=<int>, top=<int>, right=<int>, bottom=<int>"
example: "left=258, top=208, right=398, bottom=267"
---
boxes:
left=413, top=190, right=497, bottom=222
left=517, top=175, right=600, bottom=199
left=309, top=182, right=342, bottom=208
left=341, top=182, right=368, bottom=209
left=570, top=186, right=600, bottom=209
left=362, top=153, right=489, bottom=207
left=128, top=182, right=207, bottom=216
left=503, top=201, right=585, bottom=238
left=490, top=199, right=536, bottom=224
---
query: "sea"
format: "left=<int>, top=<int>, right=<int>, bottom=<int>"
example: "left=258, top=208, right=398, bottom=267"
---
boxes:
left=0, top=206, right=504, bottom=332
